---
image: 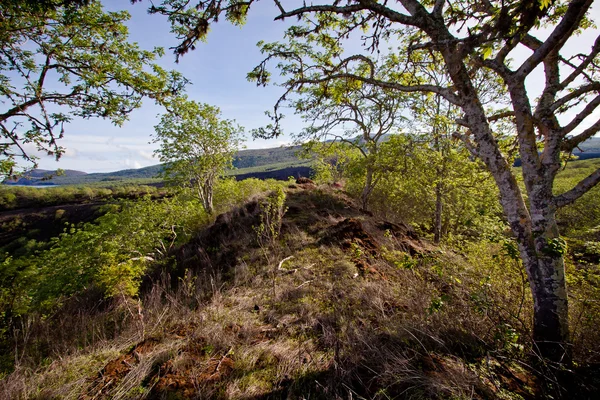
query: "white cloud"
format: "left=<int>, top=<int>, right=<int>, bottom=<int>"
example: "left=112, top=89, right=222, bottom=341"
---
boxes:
left=63, top=147, right=78, bottom=158
left=123, top=159, right=143, bottom=169
left=137, top=150, right=156, bottom=160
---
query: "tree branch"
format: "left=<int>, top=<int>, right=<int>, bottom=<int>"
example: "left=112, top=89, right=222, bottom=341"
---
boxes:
left=561, top=94, right=600, bottom=135
left=294, top=73, right=460, bottom=106
left=550, top=83, right=600, bottom=113
left=274, top=3, right=367, bottom=21
left=488, top=110, right=515, bottom=122
left=560, top=34, right=600, bottom=89
left=274, top=1, right=415, bottom=26
left=0, top=98, right=41, bottom=123
left=561, top=117, right=600, bottom=152
left=432, top=0, right=445, bottom=18
left=515, top=0, right=593, bottom=79
left=554, top=167, right=600, bottom=208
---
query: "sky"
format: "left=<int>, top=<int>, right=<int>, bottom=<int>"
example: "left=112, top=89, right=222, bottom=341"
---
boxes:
left=17, top=1, right=600, bottom=173
left=32, top=0, right=303, bottom=173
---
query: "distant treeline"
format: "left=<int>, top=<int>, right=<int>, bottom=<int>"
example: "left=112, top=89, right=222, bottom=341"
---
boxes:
left=513, top=152, right=600, bottom=167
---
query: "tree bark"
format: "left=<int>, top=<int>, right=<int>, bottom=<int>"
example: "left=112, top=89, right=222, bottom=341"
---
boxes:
left=527, top=250, right=570, bottom=363
left=526, top=177, right=570, bottom=362
left=202, top=179, right=214, bottom=215
left=361, top=164, right=374, bottom=211
left=206, top=185, right=214, bottom=215
left=434, top=39, right=570, bottom=363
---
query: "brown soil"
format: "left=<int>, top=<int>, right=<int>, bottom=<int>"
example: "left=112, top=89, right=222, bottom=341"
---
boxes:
left=174, top=198, right=263, bottom=281
left=81, top=338, right=160, bottom=399
left=149, top=352, right=234, bottom=398
left=320, top=217, right=380, bottom=255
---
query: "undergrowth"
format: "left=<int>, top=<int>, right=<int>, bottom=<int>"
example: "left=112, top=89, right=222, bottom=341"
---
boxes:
left=0, top=184, right=598, bottom=399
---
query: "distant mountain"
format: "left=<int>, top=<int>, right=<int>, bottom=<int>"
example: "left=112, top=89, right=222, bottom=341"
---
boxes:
left=513, top=137, right=600, bottom=166
left=5, top=169, right=89, bottom=186
left=23, top=169, right=88, bottom=179
left=4, top=145, right=309, bottom=186
left=5, top=137, right=599, bottom=186
left=232, top=146, right=303, bottom=169
left=575, top=137, right=600, bottom=153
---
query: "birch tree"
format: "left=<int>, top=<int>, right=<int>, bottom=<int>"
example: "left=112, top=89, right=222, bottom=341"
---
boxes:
left=146, top=0, right=600, bottom=363
left=153, top=98, right=244, bottom=214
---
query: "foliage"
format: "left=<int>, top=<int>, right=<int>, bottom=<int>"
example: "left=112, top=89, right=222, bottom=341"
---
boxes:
left=296, top=83, right=408, bottom=209
left=0, top=193, right=207, bottom=317
left=0, top=0, right=187, bottom=177
left=0, top=179, right=286, bottom=375
left=153, top=98, right=244, bottom=213
left=213, top=177, right=291, bottom=214
left=0, top=177, right=287, bottom=365
left=144, top=0, right=600, bottom=360
left=554, top=158, right=600, bottom=240
left=253, top=187, right=287, bottom=263
left=567, top=259, right=600, bottom=362
left=302, top=140, right=361, bottom=184
left=325, top=132, right=502, bottom=243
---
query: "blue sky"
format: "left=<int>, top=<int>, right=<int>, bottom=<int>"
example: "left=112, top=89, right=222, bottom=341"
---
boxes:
left=34, top=0, right=302, bottom=173
left=26, top=1, right=600, bottom=173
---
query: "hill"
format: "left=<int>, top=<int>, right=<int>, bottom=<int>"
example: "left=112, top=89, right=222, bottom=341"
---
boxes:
left=6, top=137, right=600, bottom=186
left=576, top=136, right=600, bottom=152
left=2, top=183, right=598, bottom=399
left=3, top=145, right=309, bottom=186
left=5, top=169, right=89, bottom=185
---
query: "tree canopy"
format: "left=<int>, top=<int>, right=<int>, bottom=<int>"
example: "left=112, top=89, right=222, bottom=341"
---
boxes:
left=297, top=81, right=408, bottom=209
left=153, top=98, right=244, bottom=214
left=145, top=0, right=600, bottom=363
left=0, top=0, right=187, bottom=176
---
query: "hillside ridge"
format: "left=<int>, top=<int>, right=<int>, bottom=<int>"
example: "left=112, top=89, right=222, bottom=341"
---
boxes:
left=3, top=145, right=308, bottom=186
left=6, top=183, right=598, bottom=399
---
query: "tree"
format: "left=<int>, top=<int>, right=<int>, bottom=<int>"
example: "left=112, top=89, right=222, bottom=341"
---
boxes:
left=371, top=133, right=501, bottom=242
left=303, top=140, right=361, bottom=185
left=147, top=0, right=600, bottom=363
left=0, top=0, right=187, bottom=177
left=294, top=82, right=407, bottom=210
left=409, top=87, right=507, bottom=243
left=153, top=98, right=244, bottom=214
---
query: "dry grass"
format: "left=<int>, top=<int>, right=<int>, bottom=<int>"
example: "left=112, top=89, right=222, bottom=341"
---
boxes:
left=1, top=185, right=598, bottom=399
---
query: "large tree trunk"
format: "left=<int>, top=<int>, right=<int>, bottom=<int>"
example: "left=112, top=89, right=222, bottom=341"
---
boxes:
left=206, top=186, right=214, bottom=215
left=516, top=228, right=570, bottom=363
left=203, top=180, right=214, bottom=215
left=525, top=182, right=570, bottom=363
left=436, top=45, right=571, bottom=362
left=197, top=179, right=214, bottom=214
left=527, top=253, right=569, bottom=363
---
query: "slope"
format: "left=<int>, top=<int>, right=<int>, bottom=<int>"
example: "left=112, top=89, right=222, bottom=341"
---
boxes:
left=2, top=184, right=598, bottom=399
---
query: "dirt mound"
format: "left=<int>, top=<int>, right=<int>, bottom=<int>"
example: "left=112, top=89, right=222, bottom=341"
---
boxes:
left=172, top=187, right=427, bottom=286
left=320, top=217, right=426, bottom=256
left=320, top=218, right=380, bottom=256
left=295, top=177, right=314, bottom=185
left=175, top=199, right=263, bottom=279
